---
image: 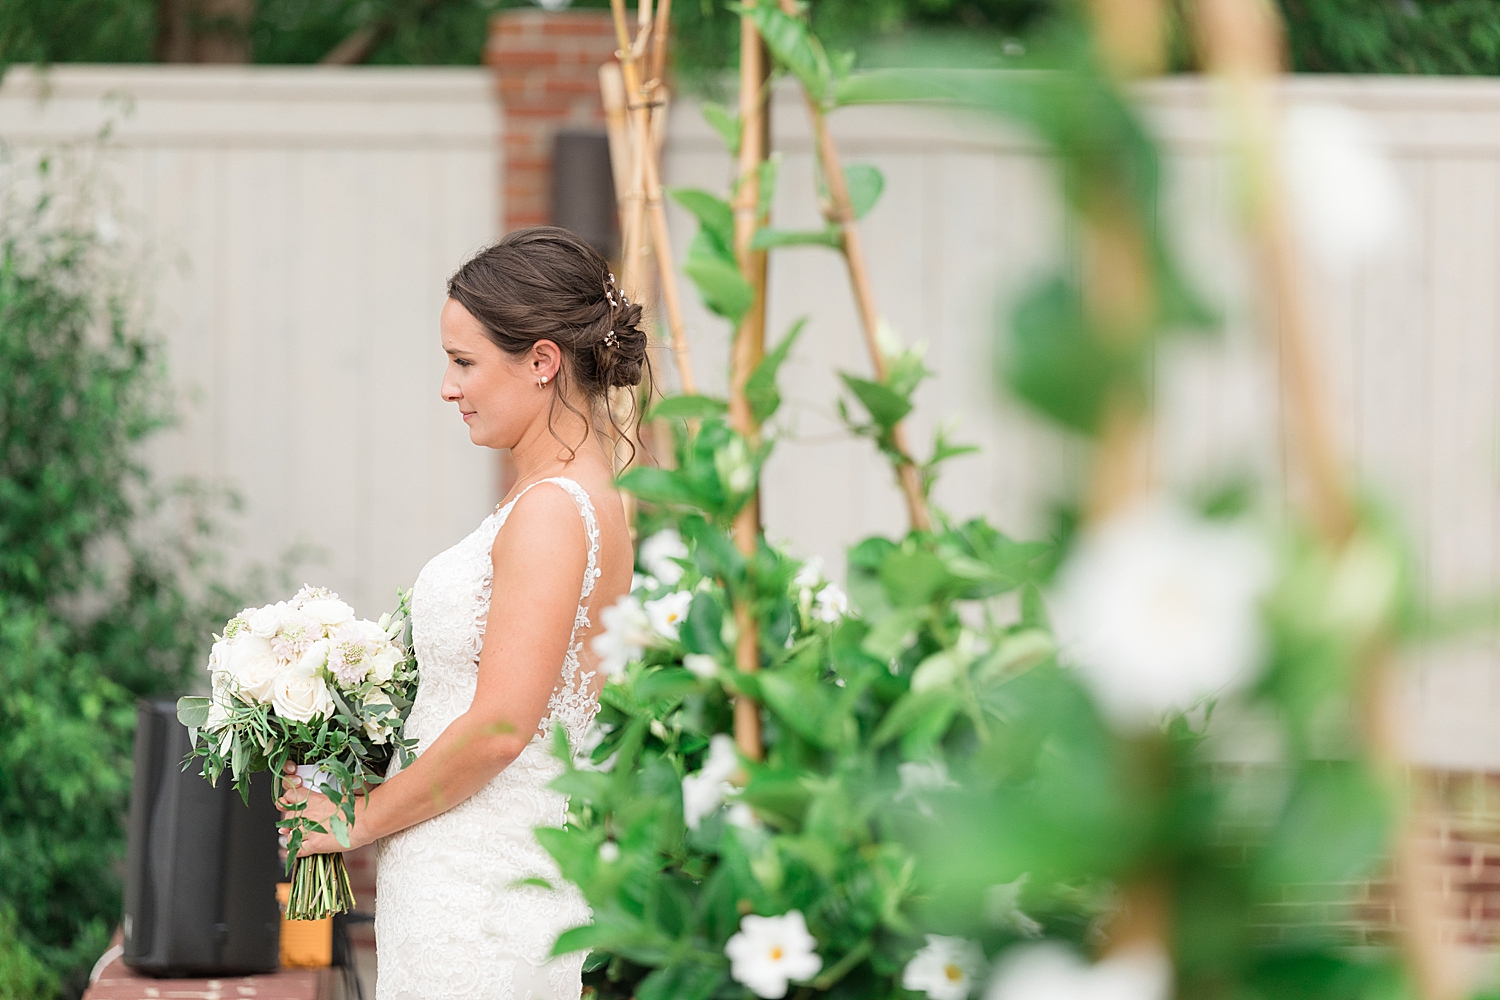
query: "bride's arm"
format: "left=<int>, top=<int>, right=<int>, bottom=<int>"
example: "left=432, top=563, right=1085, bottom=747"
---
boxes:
left=285, top=486, right=588, bottom=852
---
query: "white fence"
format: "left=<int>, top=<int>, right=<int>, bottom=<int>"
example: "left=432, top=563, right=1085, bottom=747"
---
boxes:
left=0, top=66, right=501, bottom=619
left=663, top=77, right=1500, bottom=767
left=2, top=67, right=1496, bottom=764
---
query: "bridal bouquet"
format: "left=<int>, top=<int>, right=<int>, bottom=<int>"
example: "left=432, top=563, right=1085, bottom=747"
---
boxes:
left=176, top=584, right=419, bottom=919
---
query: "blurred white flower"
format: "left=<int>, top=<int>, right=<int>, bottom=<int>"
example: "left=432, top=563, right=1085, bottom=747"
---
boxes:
left=725, top=911, right=823, bottom=999
left=640, top=528, right=689, bottom=586
left=632, top=572, right=659, bottom=593
left=221, top=634, right=280, bottom=704
left=726, top=802, right=763, bottom=831
left=793, top=557, right=824, bottom=590
left=812, top=583, right=848, bottom=623
left=271, top=667, right=334, bottom=723
left=896, top=759, right=957, bottom=813
left=1049, top=500, right=1273, bottom=730
left=683, top=653, right=719, bottom=679
left=1281, top=104, right=1405, bottom=272
left=598, top=839, right=621, bottom=863
left=645, top=590, right=693, bottom=642
left=984, top=877, right=1043, bottom=938
left=576, top=721, right=618, bottom=772
left=593, top=595, right=652, bottom=677
left=682, top=733, right=739, bottom=829
left=904, top=935, right=985, bottom=1000
left=716, top=436, right=755, bottom=495
left=984, top=943, right=1171, bottom=1000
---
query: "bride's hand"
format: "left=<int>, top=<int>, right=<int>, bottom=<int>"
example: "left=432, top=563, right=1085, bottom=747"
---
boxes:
left=278, top=762, right=367, bottom=857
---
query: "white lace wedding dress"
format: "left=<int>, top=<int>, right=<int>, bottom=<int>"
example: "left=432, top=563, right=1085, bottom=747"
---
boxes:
left=374, top=477, right=603, bottom=1000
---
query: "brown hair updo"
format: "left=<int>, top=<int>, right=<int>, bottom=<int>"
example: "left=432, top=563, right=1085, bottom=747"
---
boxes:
left=446, top=226, right=651, bottom=455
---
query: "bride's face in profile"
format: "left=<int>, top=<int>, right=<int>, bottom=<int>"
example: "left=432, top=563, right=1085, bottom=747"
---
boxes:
left=439, top=298, right=557, bottom=450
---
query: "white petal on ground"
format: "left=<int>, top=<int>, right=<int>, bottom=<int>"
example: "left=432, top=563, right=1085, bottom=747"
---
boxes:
left=903, top=935, right=986, bottom=1000
left=724, top=911, right=823, bottom=999
left=1048, top=499, right=1274, bottom=730
left=985, top=943, right=1171, bottom=1000
left=1281, top=103, right=1405, bottom=271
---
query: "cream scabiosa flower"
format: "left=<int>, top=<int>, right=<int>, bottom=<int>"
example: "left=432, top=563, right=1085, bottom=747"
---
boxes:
left=904, top=935, right=985, bottom=1000
left=984, top=943, right=1170, bottom=1000
left=644, top=590, right=692, bottom=642
left=1048, top=500, right=1273, bottom=730
left=725, top=911, right=822, bottom=999
left=593, top=595, right=652, bottom=678
left=639, top=528, right=689, bottom=586
left=682, top=733, right=739, bottom=829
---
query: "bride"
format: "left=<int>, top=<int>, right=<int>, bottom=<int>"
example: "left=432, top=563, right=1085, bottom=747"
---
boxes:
left=277, top=227, right=646, bottom=1000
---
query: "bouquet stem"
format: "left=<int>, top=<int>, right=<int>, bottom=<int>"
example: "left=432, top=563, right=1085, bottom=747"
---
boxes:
left=286, top=852, right=355, bottom=920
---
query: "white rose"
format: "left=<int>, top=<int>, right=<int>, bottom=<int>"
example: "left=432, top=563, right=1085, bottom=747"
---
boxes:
left=361, top=690, right=397, bottom=744
left=300, top=598, right=357, bottom=629
left=271, top=668, right=334, bottom=723
left=367, top=644, right=404, bottom=685
left=247, top=602, right=288, bottom=639
left=222, top=634, right=280, bottom=704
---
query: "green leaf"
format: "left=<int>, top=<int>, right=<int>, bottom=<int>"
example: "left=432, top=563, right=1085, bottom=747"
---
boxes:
left=668, top=187, right=735, bottom=252
left=701, top=102, right=741, bottom=156
left=743, top=0, right=833, bottom=103
left=873, top=688, right=958, bottom=747
left=844, top=164, right=884, bottom=219
left=636, top=964, right=726, bottom=1000
left=840, top=373, right=912, bottom=430
left=745, top=317, right=807, bottom=423
left=683, top=253, right=755, bottom=324
left=618, top=468, right=710, bottom=511
left=1004, top=275, right=1141, bottom=435
left=650, top=394, right=728, bottom=421
left=750, top=226, right=842, bottom=250
left=176, top=696, right=210, bottom=729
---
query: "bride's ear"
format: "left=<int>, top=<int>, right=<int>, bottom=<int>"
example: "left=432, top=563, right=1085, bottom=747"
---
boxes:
left=529, top=340, right=562, bottom=384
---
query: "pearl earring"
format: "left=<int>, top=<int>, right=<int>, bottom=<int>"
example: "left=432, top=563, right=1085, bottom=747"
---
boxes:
left=539, top=375, right=549, bottom=387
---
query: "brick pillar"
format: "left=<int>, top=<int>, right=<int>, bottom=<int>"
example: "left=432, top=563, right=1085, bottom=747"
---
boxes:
left=486, top=10, right=619, bottom=233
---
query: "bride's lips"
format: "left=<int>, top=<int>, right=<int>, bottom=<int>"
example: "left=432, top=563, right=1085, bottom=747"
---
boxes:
left=461, top=410, right=476, bottom=422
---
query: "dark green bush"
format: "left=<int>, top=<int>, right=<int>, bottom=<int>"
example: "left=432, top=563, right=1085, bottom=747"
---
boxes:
left=0, top=165, right=242, bottom=999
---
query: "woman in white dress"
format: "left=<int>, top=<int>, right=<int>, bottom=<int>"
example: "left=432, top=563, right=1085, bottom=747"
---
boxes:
left=277, top=227, right=647, bottom=1000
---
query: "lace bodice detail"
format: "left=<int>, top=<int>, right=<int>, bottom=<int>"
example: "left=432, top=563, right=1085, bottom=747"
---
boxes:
left=403, top=476, right=603, bottom=754
left=374, top=477, right=601, bottom=1000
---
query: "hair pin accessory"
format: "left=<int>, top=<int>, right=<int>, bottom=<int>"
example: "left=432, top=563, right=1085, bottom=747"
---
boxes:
left=603, top=330, right=619, bottom=348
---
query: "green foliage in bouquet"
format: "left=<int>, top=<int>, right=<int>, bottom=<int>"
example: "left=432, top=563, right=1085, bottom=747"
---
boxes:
left=0, top=160, right=243, bottom=998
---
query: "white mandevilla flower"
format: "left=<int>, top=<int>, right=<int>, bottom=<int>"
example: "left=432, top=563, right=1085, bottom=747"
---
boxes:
left=639, top=528, right=689, bottom=586
left=645, top=590, right=693, bottom=642
left=904, top=935, right=985, bottom=1000
left=593, top=595, right=652, bottom=678
left=812, top=583, right=848, bottom=624
left=793, top=557, right=824, bottom=591
left=1048, top=499, right=1273, bottom=730
left=271, top=667, right=334, bottom=723
left=301, top=597, right=357, bottom=630
left=682, top=733, right=739, bottom=829
left=598, top=839, right=621, bottom=863
left=984, top=943, right=1171, bottom=1000
left=683, top=653, right=719, bottom=679
left=1281, top=104, right=1405, bottom=272
left=220, top=633, right=280, bottom=704
left=725, top=911, right=823, bottom=999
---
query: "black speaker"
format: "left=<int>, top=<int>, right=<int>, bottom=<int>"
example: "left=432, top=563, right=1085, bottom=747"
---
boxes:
left=551, top=127, right=619, bottom=258
left=122, top=698, right=281, bottom=977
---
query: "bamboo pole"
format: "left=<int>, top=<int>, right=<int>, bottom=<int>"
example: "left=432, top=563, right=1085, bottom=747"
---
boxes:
left=1194, top=3, right=1460, bottom=999
left=729, top=15, right=772, bottom=762
left=607, top=0, right=698, bottom=396
left=772, top=0, right=930, bottom=533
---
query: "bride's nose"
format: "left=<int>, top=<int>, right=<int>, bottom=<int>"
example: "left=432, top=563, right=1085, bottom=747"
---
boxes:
left=440, top=374, right=462, bottom=403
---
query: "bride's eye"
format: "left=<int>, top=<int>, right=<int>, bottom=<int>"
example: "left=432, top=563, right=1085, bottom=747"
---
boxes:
left=453, top=358, right=473, bottom=368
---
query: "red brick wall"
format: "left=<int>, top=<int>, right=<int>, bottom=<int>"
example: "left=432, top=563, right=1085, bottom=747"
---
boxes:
left=486, top=9, right=618, bottom=233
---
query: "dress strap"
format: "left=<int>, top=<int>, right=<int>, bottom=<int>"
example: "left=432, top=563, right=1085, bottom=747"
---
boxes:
left=501, top=477, right=601, bottom=614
